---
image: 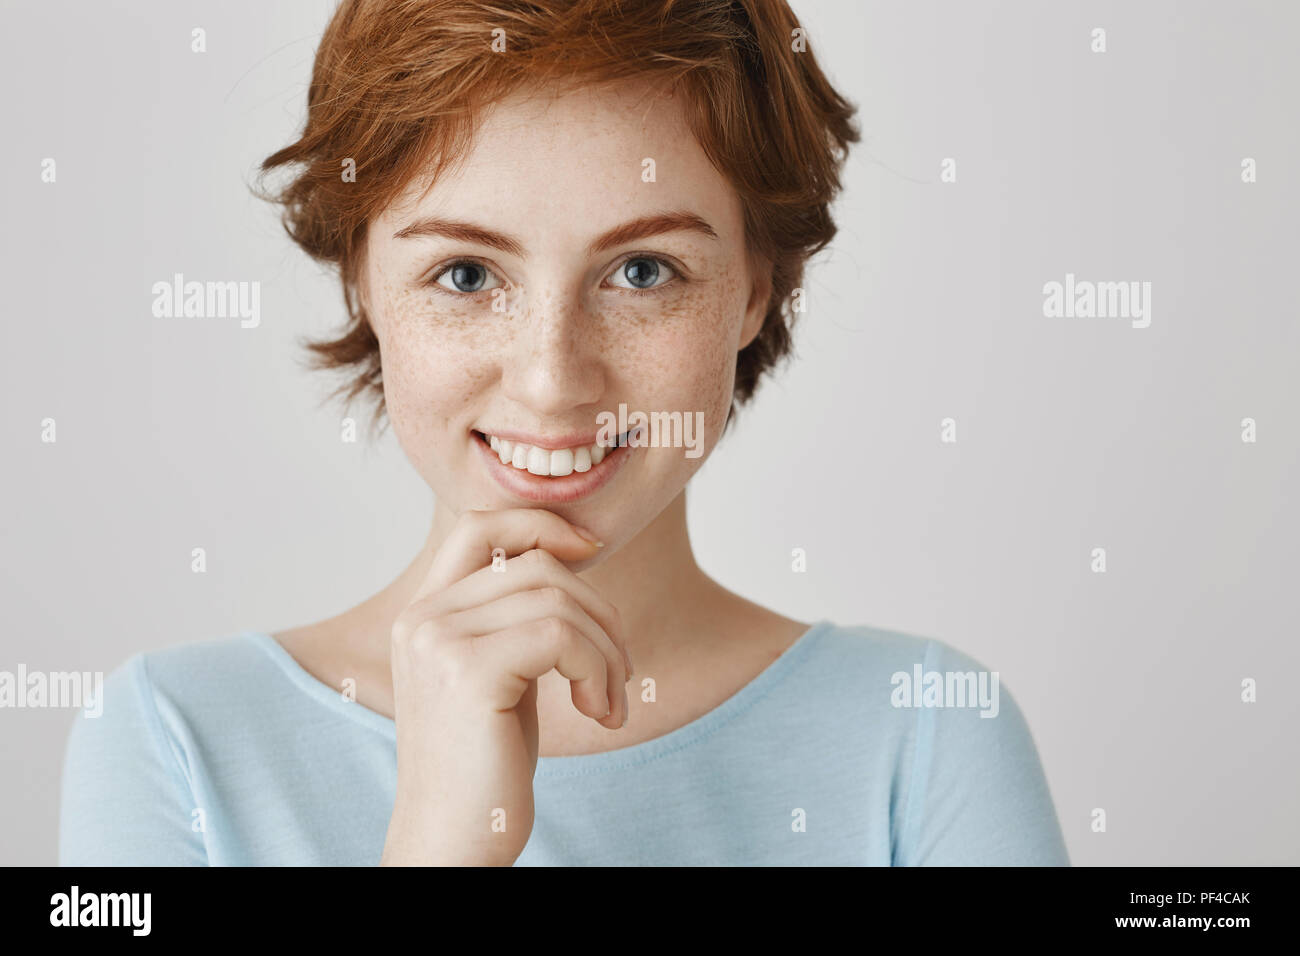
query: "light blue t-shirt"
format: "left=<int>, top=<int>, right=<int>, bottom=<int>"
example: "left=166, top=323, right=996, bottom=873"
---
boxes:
left=58, top=621, right=1069, bottom=865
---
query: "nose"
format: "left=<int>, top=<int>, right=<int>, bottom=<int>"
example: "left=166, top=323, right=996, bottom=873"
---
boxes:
left=500, top=288, right=606, bottom=417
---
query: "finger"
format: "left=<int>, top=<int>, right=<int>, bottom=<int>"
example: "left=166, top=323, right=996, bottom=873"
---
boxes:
left=413, top=508, right=603, bottom=602
left=449, top=586, right=627, bottom=727
left=475, top=618, right=613, bottom=725
left=423, top=547, right=631, bottom=678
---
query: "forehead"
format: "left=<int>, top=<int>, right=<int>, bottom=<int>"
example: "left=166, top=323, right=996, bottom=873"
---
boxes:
left=378, top=78, right=743, bottom=245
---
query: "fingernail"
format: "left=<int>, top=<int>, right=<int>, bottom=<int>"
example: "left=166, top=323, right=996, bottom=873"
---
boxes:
left=571, top=524, right=604, bottom=547
left=622, top=688, right=629, bottom=726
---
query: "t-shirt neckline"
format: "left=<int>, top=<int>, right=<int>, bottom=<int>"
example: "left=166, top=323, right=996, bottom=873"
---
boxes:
left=244, top=618, right=833, bottom=776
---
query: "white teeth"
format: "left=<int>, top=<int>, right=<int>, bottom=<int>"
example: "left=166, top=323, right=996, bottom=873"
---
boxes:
left=526, top=446, right=549, bottom=475
left=549, top=448, right=574, bottom=476
left=482, top=432, right=616, bottom=477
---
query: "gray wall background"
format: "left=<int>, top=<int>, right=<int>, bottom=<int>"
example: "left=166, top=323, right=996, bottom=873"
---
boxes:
left=2, top=0, right=1297, bottom=865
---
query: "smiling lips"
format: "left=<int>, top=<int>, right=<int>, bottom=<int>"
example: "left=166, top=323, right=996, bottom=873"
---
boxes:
left=473, top=428, right=632, bottom=503
left=485, top=432, right=611, bottom=477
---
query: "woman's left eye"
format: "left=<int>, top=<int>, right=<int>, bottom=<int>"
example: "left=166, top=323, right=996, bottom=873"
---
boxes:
left=606, top=256, right=678, bottom=291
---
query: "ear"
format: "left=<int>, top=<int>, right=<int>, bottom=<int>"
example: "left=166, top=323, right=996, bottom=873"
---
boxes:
left=738, top=248, right=773, bottom=352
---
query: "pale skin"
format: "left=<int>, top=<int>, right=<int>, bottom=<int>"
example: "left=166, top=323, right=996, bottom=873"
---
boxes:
left=274, top=77, right=809, bottom=865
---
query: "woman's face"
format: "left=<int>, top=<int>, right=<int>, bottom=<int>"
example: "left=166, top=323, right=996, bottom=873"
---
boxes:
left=362, top=78, right=770, bottom=552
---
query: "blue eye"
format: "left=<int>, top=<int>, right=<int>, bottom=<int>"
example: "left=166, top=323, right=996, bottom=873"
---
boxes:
left=432, top=261, right=502, bottom=294
left=608, top=256, right=677, bottom=291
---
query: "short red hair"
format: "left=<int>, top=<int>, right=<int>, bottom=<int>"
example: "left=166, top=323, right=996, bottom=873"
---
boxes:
left=260, top=0, right=859, bottom=428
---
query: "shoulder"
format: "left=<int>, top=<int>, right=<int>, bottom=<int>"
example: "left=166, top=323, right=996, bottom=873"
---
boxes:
left=804, top=621, right=1017, bottom=698
left=817, top=624, right=1067, bottom=865
left=770, top=620, right=995, bottom=755
left=57, top=634, right=270, bottom=865
left=132, top=631, right=278, bottom=695
left=64, top=633, right=265, bottom=750
left=799, top=622, right=1068, bottom=864
left=805, top=620, right=1043, bottom=750
left=795, top=621, right=986, bottom=706
left=63, top=631, right=302, bottom=771
left=807, top=620, right=942, bottom=670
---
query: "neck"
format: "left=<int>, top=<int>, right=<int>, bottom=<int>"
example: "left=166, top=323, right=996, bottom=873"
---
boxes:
left=577, top=492, right=715, bottom=658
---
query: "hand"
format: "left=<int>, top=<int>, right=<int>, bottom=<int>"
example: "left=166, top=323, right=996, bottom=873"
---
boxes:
left=379, top=508, right=631, bottom=866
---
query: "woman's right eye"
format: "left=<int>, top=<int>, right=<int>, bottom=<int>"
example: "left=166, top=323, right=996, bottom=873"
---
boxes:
left=430, top=260, right=503, bottom=295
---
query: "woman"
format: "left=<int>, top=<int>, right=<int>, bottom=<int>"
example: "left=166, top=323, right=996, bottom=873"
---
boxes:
left=59, top=0, right=1069, bottom=866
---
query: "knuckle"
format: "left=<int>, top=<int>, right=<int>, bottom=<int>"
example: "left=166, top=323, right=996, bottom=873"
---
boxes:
left=391, top=617, right=412, bottom=645
left=538, top=615, right=571, bottom=643
left=537, top=585, right=573, bottom=613
left=407, top=618, right=445, bottom=650
left=522, top=547, right=558, bottom=571
left=390, top=612, right=422, bottom=647
left=434, top=641, right=475, bottom=683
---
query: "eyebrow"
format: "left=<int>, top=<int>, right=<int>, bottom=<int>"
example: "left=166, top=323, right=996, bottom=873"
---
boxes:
left=391, top=210, right=719, bottom=257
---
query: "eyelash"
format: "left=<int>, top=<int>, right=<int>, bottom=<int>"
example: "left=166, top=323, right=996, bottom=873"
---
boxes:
left=423, top=254, right=684, bottom=300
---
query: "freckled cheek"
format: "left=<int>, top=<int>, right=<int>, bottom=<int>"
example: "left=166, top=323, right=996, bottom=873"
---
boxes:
left=375, top=295, right=499, bottom=465
left=687, top=335, right=739, bottom=451
left=614, top=303, right=740, bottom=449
